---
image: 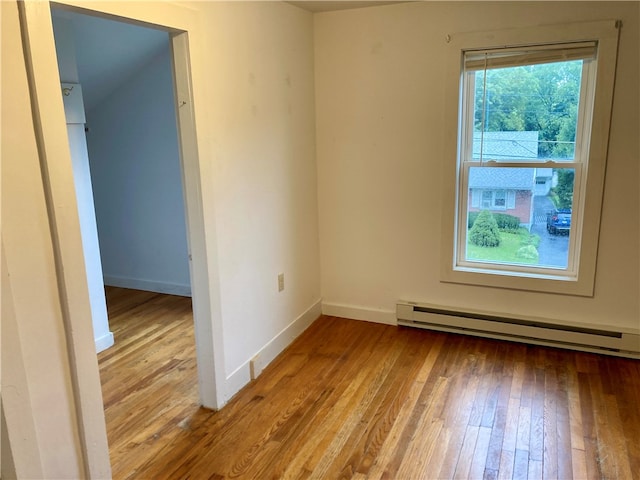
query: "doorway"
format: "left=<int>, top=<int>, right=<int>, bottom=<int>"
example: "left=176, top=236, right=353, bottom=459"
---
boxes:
left=19, top=2, right=225, bottom=475
left=51, top=6, right=192, bottom=329
left=51, top=5, right=198, bottom=459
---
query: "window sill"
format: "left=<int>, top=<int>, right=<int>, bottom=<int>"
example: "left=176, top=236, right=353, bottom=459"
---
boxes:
left=440, top=264, right=593, bottom=297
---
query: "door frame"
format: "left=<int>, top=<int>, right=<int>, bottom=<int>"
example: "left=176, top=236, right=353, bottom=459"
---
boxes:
left=18, top=1, right=226, bottom=477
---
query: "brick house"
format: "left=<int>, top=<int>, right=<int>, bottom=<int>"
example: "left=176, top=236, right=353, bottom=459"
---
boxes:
left=468, top=168, right=536, bottom=229
left=468, top=131, right=541, bottom=229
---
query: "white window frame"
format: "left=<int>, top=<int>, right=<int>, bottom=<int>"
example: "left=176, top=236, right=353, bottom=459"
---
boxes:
left=460, top=49, right=595, bottom=276
left=440, top=20, right=620, bottom=297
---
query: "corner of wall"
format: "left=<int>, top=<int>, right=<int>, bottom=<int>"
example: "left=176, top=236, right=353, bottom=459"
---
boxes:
left=321, top=302, right=397, bottom=325
left=95, top=332, right=115, bottom=353
left=224, top=299, right=322, bottom=403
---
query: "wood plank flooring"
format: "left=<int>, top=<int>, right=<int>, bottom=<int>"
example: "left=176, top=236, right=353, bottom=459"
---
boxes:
left=99, top=287, right=640, bottom=479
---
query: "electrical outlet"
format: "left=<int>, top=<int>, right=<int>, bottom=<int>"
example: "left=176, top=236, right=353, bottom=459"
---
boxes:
left=278, top=273, right=285, bottom=292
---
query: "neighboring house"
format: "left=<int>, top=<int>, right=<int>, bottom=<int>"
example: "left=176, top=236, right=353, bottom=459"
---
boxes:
left=469, top=131, right=545, bottom=229
left=469, top=167, right=536, bottom=228
left=533, top=167, right=555, bottom=195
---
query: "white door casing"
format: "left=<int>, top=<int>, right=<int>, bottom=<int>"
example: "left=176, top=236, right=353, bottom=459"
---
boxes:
left=18, top=1, right=226, bottom=477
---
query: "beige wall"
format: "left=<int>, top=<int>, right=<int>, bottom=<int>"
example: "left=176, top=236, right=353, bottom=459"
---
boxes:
left=315, top=1, right=639, bottom=331
left=1, top=2, right=85, bottom=477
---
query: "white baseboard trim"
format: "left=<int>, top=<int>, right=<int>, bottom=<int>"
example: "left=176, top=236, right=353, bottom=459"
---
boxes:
left=95, top=332, right=114, bottom=353
left=321, top=302, right=397, bottom=326
left=250, top=300, right=323, bottom=378
left=224, top=299, right=322, bottom=402
left=103, top=275, right=191, bottom=297
left=225, top=362, right=251, bottom=403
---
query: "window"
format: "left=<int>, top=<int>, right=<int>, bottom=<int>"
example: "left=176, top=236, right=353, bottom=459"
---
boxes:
left=440, top=21, right=620, bottom=296
left=471, top=189, right=514, bottom=210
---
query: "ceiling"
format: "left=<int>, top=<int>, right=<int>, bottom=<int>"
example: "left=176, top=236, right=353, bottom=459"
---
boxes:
left=51, top=8, right=169, bottom=111
left=287, top=1, right=410, bottom=12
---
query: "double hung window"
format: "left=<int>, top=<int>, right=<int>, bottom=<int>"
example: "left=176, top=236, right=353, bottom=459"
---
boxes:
left=441, top=21, right=620, bottom=296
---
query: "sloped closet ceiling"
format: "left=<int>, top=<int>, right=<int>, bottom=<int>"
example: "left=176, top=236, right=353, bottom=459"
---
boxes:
left=51, top=8, right=167, bottom=110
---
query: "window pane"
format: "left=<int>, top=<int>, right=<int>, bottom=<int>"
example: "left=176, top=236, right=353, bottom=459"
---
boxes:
left=481, top=190, right=492, bottom=208
left=466, top=167, right=574, bottom=268
left=472, top=60, right=583, bottom=162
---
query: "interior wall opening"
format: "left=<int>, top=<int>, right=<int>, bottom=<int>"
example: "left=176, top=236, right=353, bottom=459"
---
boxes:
left=50, top=4, right=201, bottom=455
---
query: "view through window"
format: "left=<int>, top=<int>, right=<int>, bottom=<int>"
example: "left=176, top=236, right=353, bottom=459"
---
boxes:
left=458, top=51, right=591, bottom=274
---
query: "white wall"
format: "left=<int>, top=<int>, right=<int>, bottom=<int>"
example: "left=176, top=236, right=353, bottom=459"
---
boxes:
left=52, top=16, right=114, bottom=352
left=315, top=1, right=639, bottom=332
left=85, top=44, right=192, bottom=296
left=196, top=1, right=322, bottom=384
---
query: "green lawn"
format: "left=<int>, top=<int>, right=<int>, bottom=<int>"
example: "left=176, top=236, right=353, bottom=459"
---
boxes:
left=466, top=230, right=538, bottom=265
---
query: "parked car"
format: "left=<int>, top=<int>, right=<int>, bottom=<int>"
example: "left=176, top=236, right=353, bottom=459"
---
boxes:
left=547, top=208, right=571, bottom=235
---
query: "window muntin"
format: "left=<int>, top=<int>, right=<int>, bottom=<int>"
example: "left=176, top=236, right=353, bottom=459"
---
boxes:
left=455, top=45, right=596, bottom=278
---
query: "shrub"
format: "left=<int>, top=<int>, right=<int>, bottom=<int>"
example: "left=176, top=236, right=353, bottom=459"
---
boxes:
left=469, top=210, right=501, bottom=247
left=468, top=211, right=520, bottom=231
left=516, top=244, right=539, bottom=261
left=468, top=211, right=480, bottom=229
left=493, top=213, right=521, bottom=232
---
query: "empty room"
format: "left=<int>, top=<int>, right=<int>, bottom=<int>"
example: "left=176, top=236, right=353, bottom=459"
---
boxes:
left=2, top=1, right=638, bottom=479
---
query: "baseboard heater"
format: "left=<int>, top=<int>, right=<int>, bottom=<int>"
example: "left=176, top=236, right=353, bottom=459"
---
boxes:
left=397, top=301, right=640, bottom=359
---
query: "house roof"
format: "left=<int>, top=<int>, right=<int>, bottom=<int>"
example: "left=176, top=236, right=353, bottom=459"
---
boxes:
left=469, top=131, right=539, bottom=189
left=469, top=167, right=535, bottom=189
left=472, top=131, right=539, bottom=160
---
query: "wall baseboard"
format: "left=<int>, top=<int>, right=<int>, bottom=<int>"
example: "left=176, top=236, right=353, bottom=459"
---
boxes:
left=95, top=332, right=114, bottom=353
left=321, top=302, right=396, bottom=326
left=224, top=299, right=323, bottom=402
left=103, top=275, right=191, bottom=297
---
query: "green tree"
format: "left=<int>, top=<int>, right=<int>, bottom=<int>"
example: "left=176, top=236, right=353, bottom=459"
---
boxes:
left=469, top=210, right=501, bottom=247
left=474, top=60, right=582, bottom=159
left=553, top=169, right=574, bottom=209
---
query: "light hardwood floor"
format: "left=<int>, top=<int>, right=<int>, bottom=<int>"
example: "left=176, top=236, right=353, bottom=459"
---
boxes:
left=99, top=287, right=640, bottom=479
